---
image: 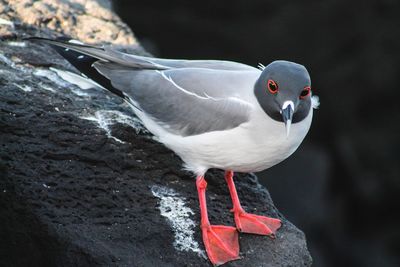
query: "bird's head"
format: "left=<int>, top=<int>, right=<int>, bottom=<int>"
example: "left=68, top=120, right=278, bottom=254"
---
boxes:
left=254, top=60, right=314, bottom=137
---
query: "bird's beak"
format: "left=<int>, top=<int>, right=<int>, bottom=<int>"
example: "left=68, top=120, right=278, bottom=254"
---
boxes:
left=281, top=101, right=294, bottom=138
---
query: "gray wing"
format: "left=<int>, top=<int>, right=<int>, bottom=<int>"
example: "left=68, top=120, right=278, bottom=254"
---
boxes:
left=125, top=54, right=258, bottom=71
left=101, top=46, right=257, bottom=71
left=94, top=62, right=258, bottom=136
left=28, top=37, right=257, bottom=71
left=28, top=38, right=259, bottom=136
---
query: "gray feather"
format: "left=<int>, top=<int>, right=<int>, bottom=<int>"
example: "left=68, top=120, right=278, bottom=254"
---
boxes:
left=28, top=38, right=258, bottom=136
left=28, top=38, right=257, bottom=71
left=94, top=62, right=255, bottom=136
left=28, top=37, right=167, bottom=69
left=138, top=57, right=258, bottom=71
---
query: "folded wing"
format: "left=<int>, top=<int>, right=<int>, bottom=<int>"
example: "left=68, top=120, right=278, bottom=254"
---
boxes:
left=28, top=37, right=258, bottom=136
left=94, top=62, right=256, bottom=136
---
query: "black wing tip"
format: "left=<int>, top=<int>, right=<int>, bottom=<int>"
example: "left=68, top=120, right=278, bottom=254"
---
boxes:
left=23, top=36, right=68, bottom=46
left=23, top=36, right=64, bottom=42
left=22, top=36, right=46, bottom=42
left=23, top=36, right=99, bottom=49
left=23, top=36, right=144, bottom=107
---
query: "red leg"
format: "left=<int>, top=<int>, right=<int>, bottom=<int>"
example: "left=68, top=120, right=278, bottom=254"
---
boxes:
left=196, top=176, right=240, bottom=266
left=225, top=170, right=282, bottom=236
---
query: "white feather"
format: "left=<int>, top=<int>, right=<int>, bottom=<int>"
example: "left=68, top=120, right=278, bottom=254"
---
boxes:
left=157, top=70, right=213, bottom=100
left=311, top=95, right=320, bottom=109
left=156, top=102, right=313, bottom=176
left=257, top=63, right=266, bottom=70
left=68, top=39, right=84, bottom=45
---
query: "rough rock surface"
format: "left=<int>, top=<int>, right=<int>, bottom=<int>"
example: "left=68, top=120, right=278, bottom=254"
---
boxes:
left=0, top=0, right=135, bottom=45
left=112, top=1, right=400, bottom=266
left=0, top=0, right=312, bottom=266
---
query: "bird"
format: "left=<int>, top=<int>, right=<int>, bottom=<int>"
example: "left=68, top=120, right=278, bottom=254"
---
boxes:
left=27, top=37, right=319, bottom=266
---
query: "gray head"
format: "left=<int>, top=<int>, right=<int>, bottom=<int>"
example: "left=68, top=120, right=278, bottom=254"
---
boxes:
left=254, top=60, right=312, bottom=136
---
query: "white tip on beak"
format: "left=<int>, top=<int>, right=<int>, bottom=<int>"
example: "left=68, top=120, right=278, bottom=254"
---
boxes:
left=285, top=119, right=292, bottom=138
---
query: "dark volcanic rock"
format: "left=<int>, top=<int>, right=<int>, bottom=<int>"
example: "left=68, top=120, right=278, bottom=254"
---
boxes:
left=113, top=1, right=400, bottom=266
left=0, top=0, right=312, bottom=266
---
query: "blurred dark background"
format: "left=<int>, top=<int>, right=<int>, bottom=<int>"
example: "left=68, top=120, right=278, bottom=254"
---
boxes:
left=112, top=1, right=400, bottom=266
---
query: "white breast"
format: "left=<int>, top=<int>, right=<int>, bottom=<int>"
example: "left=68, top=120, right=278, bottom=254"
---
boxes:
left=159, top=105, right=313, bottom=176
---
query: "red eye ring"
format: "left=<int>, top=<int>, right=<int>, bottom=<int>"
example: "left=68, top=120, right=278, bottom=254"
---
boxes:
left=300, top=86, right=311, bottom=99
left=267, top=79, right=278, bottom=94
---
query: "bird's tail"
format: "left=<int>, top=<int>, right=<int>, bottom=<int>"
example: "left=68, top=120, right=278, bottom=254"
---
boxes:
left=25, top=37, right=167, bottom=69
left=24, top=37, right=165, bottom=109
left=25, top=37, right=167, bottom=101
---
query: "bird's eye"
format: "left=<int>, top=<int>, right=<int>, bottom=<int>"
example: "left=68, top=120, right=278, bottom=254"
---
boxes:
left=267, top=79, right=278, bottom=94
left=300, top=86, right=311, bottom=99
